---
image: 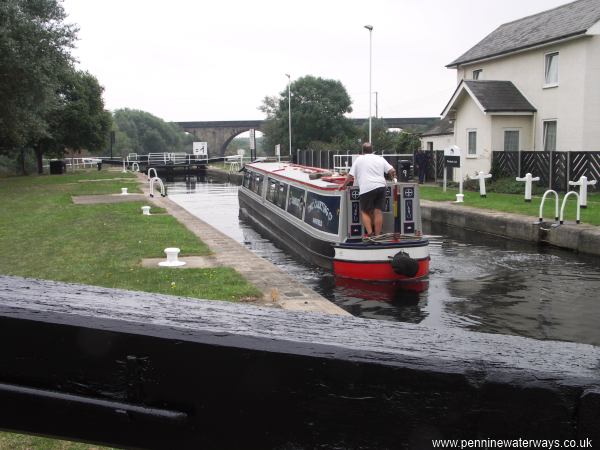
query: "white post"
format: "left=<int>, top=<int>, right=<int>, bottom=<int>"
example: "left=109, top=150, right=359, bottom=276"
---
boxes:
left=122, top=160, right=127, bottom=173
left=516, top=173, right=540, bottom=202
left=364, top=25, right=373, bottom=143
left=456, top=163, right=464, bottom=203
left=443, top=169, right=447, bottom=193
left=141, top=206, right=151, bottom=216
left=121, top=187, right=128, bottom=195
left=286, top=74, right=292, bottom=156
left=568, top=175, right=597, bottom=209
left=472, top=171, right=492, bottom=197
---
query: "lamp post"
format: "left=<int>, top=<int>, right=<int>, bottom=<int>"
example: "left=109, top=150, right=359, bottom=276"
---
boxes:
left=285, top=73, right=292, bottom=156
left=364, top=25, right=373, bottom=144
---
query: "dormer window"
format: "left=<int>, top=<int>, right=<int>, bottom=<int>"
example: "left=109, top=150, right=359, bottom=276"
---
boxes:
left=544, top=52, right=559, bottom=87
left=472, top=69, right=483, bottom=80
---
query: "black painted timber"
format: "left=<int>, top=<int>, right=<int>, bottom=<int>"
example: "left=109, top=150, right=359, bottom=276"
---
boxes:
left=0, top=275, right=599, bottom=449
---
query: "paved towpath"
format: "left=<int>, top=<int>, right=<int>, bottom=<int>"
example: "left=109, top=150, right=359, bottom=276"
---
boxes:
left=137, top=174, right=349, bottom=316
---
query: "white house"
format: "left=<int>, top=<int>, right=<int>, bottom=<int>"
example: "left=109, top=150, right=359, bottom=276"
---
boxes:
left=422, top=0, right=600, bottom=178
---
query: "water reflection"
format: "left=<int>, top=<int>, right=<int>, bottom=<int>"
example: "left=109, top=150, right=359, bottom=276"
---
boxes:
left=167, top=178, right=600, bottom=346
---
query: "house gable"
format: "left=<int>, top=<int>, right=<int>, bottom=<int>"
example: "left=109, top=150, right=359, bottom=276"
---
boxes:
left=447, top=0, right=600, bottom=68
left=442, top=81, right=536, bottom=119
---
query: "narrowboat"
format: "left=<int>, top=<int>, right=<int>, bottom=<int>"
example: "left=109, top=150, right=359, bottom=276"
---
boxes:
left=238, top=161, right=430, bottom=282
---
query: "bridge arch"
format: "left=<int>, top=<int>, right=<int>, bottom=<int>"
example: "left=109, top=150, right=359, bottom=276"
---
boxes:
left=178, top=121, right=264, bottom=159
left=177, top=118, right=437, bottom=158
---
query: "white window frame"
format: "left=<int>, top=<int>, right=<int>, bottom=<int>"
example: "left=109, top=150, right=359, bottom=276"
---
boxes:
left=544, top=51, right=559, bottom=88
left=543, top=120, right=557, bottom=152
left=472, top=69, right=483, bottom=80
left=503, top=128, right=520, bottom=152
left=467, top=129, right=477, bottom=157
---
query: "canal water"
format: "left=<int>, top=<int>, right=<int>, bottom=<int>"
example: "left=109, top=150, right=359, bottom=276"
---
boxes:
left=168, top=178, right=600, bottom=347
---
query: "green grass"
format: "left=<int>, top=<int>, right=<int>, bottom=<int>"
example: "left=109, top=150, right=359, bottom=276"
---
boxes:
left=420, top=185, right=600, bottom=225
left=0, top=169, right=262, bottom=449
left=0, top=431, right=117, bottom=450
left=0, top=170, right=261, bottom=300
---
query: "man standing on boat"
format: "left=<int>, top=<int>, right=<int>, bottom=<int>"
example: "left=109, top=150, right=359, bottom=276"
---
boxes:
left=339, top=142, right=396, bottom=237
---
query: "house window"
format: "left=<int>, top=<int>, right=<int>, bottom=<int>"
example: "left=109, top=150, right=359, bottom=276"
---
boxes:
left=543, top=121, right=557, bottom=152
left=472, top=69, right=483, bottom=80
left=504, top=130, right=520, bottom=152
left=427, top=141, right=433, bottom=151
left=467, top=130, right=477, bottom=155
left=544, top=52, right=559, bottom=87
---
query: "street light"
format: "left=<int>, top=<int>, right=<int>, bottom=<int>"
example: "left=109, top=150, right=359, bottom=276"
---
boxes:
left=364, top=25, right=373, bottom=144
left=285, top=73, right=292, bottom=156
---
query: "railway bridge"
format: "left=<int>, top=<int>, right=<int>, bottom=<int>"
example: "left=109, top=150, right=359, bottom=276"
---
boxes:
left=176, top=117, right=437, bottom=158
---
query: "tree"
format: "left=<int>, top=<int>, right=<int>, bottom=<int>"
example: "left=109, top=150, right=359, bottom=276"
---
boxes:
left=0, top=0, right=77, bottom=153
left=111, top=109, right=193, bottom=156
left=359, top=118, right=421, bottom=155
left=259, top=75, right=356, bottom=153
left=33, top=69, right=112, bottom=173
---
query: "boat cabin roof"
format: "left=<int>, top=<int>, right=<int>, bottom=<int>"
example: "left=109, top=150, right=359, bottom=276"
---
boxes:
left=245, top=162, right=346, bottom=190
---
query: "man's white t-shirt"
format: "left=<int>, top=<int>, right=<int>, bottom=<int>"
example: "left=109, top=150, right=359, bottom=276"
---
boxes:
left=349, top=153, right=394, bottom=195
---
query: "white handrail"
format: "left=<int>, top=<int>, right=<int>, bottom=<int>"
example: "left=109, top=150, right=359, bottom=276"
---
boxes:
left=147, top=167, right=158, bottom=180
left=131, top=162, right=140, bottom=172
left=149, top=176, right=166, bottom=197
left=539, top=190, right=559, bottom=222
left=559, top=191, right=581, bottom=225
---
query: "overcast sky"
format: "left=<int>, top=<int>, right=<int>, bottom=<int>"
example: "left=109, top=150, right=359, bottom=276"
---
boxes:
left=62, top=0, right=571, bottom=122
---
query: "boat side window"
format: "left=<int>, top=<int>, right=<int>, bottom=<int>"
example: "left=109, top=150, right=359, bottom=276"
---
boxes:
left=251, top=174, right=264, bottom=196
left=266, top=178, right=279, bottom=204
left=304, top=192, right=340, bottom=234
left=287, top=185, right=306, bottom=220
left=243, top=170, right=252, bottom=189
left=276, top=183, right=288, bottom=210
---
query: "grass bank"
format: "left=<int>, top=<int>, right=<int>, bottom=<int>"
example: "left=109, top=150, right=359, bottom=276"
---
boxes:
left=0, top=169, right=262, bottom=449
left=420, top=185, right=600, bottom=226
left=0, top=170, right=261, bottom=300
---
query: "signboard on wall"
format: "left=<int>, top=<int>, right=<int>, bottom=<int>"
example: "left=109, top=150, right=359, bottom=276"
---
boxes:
left=193, top=142, right=208, bottom=156
left=444, top=145, right=461, bottom=167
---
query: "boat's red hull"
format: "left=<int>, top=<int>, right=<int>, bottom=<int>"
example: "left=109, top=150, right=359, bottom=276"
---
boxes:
left=333, top=257, right=430, bottom=282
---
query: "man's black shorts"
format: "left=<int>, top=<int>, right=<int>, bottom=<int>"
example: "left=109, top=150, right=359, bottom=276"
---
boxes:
left=359, top=187, right=386, bottom=212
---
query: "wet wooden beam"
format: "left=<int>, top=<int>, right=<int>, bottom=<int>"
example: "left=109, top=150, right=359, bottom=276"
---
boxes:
left=0, top=275, right=598, bottom=449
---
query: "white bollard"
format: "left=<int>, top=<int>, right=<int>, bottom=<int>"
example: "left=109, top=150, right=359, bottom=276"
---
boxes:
left=121, top=187, right=128, bottom=195
left=158, top=247, right=186, bottom=267
left=568, top=175, right=597, bottom=209
left=516, top=173, right=540, bottom=202
left=455, top=193, right=464, bottom=203
left=141, top=206, right=151, bottom=216
left=472, top=171, right=492, bottom=197
left=122, top=160, right=127, bottom=173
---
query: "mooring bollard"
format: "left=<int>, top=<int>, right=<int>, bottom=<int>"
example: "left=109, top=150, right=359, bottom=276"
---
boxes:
left=472, top=171, right=492, bottom=197
left=568, top=175, right=597, bottom=209
left=141, top=206, right=151, bottom=216
left=121, top=187, right=128, bottom=195
left=516, top=173, right=540, bottom=202
left=158, top=247, right=186, bottom=267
